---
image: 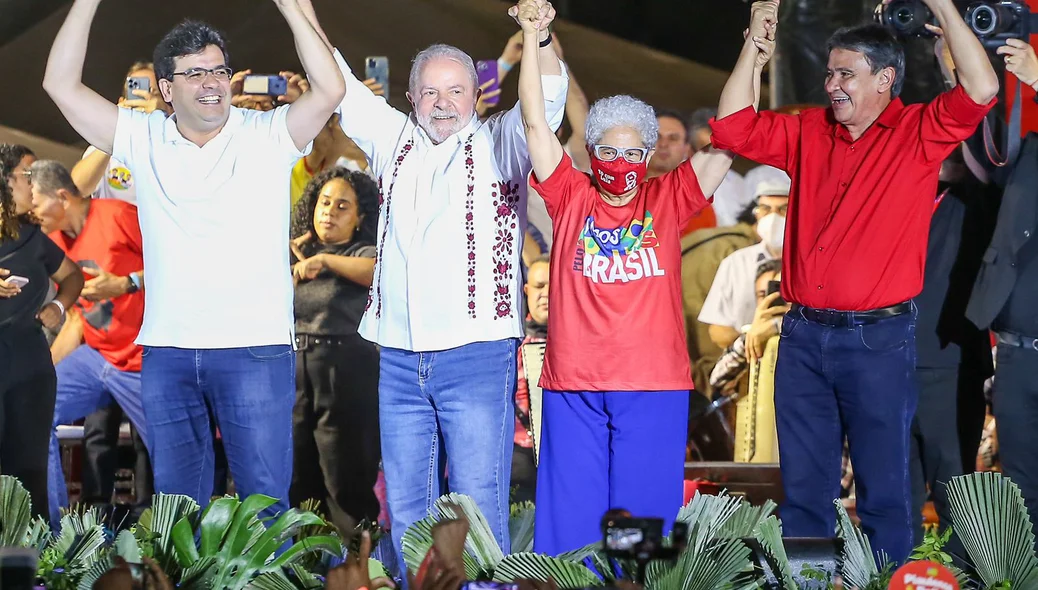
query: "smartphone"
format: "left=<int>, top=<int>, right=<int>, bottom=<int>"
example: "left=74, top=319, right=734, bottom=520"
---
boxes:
left=125, top=76, right=151, bottom=100
left=365, top=56, right=389, bottom=98
left=243, top=74, right=288, bottom=97
left=6, top=275, right=28, bottom=288
left=475, top=59, right=500, bottom=107
left=460, top=583, right=518, bottom=590
left=767, top=280, right=786, bottom=307
left=0, top=547, right=38, bottom=590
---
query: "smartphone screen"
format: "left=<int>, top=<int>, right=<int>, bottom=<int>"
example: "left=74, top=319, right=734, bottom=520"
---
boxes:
left=365, top=57, right=390, bottom=99
left=475, top=59, right=499, bottom=107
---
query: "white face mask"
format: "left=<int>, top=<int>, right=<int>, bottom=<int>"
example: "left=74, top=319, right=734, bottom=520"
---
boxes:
left=756, top=212, right=786, bottom=251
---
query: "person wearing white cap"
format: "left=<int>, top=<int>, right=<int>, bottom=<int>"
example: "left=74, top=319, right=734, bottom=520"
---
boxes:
left=699, top=177, right=790, bottom=350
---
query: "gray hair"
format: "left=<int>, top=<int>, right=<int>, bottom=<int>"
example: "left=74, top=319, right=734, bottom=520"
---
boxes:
left=409, top=44, right=478, bottom=96
left=585, top=95, right=659, bottom=150
left=689, top=108, right=716, bottom=134
left=30, top=160, right=80, bottom=198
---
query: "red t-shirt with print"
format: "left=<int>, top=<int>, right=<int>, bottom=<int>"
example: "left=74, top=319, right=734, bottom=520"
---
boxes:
left=50, top=199, right=145, bottom=372
left=530, top=153, right=710, bottom=392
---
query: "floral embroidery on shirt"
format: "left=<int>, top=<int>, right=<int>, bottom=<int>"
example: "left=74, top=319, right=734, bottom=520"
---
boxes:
left=492, top=180, right=520, bottom=318
left=464, top=136, right=477, bottom=318
left=374, top=139, right=414, bottom=318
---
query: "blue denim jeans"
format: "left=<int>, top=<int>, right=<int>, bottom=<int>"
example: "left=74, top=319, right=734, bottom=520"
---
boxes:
left=140, top=346, right=295, bottom=519
left=774, top=306, right=918, bottom=565
left=379, top=339, right=518, bottom=560
left=48, top=346, right=147, bottom=526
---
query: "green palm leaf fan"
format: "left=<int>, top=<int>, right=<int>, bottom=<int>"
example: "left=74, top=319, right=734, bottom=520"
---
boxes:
left=947, top=471, right=1038, bottom=589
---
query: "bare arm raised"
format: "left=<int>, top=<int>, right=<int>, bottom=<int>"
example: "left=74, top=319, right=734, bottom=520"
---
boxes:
left=517, top=0, right=565, bottom=185
left=275, top=0, right=346, bottom=151
left=43, top=0, right=120, bottom=154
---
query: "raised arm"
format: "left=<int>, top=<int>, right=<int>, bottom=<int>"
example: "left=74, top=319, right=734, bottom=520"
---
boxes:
left=920, top=0, right=999, bottom=105
left=70, top=148, right=110, bottom=198
left=274, top=0, right=346, bottom=152
left=692, top=4, right=777, bottom=197
left=515, top=0, right=565, bottom=184
left=42, top=0, right=120, bottom=154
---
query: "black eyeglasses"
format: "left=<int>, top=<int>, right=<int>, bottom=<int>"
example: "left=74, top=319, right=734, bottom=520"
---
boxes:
left=170, top=66, right=233, bottom=83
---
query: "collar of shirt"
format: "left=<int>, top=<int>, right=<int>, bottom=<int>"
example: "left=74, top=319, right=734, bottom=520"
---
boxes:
left=830, top=97, right=904, bottom=142
left=162, top=107, right=244, bottom=146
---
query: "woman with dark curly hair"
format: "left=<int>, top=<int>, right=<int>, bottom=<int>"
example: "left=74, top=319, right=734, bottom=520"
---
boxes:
left=289, top=167, right=381, bottom=538
left=0, top=143, right=83, bottom=520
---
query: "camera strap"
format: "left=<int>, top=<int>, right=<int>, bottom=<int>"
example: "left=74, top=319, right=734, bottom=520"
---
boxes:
left=983, top=79, right=1023, bottom=168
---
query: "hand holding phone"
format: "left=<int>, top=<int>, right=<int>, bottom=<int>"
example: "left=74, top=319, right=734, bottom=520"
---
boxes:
left=0, top=269, right=26, bottom=298
left=476, top=59, right=500, bottom=107
left=365, top=57, right=390, bottom=99
left=243, top=74, right=288, bottom=97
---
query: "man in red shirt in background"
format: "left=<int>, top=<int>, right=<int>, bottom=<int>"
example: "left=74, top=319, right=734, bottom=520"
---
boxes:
left=29, top=160, right=149, bottom=527
left=710, top=0, right=998, bottom=563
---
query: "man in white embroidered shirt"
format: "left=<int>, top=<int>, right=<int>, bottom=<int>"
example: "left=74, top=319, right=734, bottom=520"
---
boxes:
left=299, top=0, right=567, bottom=555
left=43, top=0, right=345, bottom=519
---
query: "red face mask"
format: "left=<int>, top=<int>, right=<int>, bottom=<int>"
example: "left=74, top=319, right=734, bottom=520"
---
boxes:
left=589, top=154, right=648, bottom=196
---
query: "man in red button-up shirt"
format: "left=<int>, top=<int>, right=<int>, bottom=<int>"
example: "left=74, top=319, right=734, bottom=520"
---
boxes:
left=710, top=0, right=998, bottom=564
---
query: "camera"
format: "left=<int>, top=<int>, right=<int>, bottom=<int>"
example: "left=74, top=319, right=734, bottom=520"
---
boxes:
left=876, top=0, right=938, bottom=38
left=964, top=1, right=1038, bottom=49
left=602, top=516, right=688, bottom=562
left=877, top=1, right=1038, bottom=49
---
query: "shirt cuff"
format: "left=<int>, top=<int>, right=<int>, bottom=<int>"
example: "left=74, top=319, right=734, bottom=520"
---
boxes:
left=943, top=83, right=998, bottom=122
left=708, top=106, right=758, bottom=152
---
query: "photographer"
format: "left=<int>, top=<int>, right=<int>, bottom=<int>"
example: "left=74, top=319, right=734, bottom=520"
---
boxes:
left=965, top=34, right=1038, bottom=548
left=710, top=0, right=998, bottom=563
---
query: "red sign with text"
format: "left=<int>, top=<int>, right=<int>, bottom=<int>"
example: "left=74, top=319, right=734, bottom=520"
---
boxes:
left=888, top=561, right=959, bottom=590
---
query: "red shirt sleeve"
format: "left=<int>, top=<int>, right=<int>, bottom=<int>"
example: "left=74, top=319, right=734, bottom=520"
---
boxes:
left=656, top=159, right=712, bottom=227
left=709, top=106, right=800, bottom=172
left=114, top=203, right=144, bottom=258
left=918, top=84, right=997, bottom=163
left=529, top=152, right=588, bottom=218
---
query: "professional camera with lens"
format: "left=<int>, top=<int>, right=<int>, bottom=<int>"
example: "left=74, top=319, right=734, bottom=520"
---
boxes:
left=876, top=0, right=939, bottom=38
left=877, top=1, right=1038, bottom=49
left=965, top=1, right=1038, bottom=49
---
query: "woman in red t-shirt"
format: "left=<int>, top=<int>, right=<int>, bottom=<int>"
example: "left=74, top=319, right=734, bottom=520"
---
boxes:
left=510, top=0, right=774, bottom=555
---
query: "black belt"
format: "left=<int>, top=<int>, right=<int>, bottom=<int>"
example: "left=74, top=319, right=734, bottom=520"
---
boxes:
left=791, top=301, right=912, bottom=328
left=996, top=331, right=1038, bottom=352
left=295, top=334, right=351, bottom=349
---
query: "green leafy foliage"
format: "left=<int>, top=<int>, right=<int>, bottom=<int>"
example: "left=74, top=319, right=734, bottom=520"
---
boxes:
left=947, top=472, right=1038, bottom=590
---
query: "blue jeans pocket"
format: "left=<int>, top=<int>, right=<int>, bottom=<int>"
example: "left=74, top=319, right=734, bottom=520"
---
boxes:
left=857, top=317, right=913, bottom=351
left=246, top=345, right=294, bottom=360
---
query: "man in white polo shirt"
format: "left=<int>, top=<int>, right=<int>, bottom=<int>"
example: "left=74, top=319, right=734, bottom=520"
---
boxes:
left=700, top=178, right=790, bottom=349
left=298, top=0, right=566, bottom=555
left=43, top=0, right=345, bottom=518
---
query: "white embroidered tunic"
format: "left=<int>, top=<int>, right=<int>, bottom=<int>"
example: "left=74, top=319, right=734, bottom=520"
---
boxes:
left=333, top=50, right=569, bottom=352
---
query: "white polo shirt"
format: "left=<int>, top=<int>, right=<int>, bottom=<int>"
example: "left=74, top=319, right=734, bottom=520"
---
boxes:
left=113, top=106, right=310, bottom=348
left=699, top=241, right=776, bottom=330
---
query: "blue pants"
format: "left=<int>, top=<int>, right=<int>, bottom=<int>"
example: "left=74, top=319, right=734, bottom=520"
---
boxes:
left=533, top=389, right=689, bottom=556
left=47, top=346, right=147, bottom=526
left=141, top=346, right=295, bottom=520
left=379, top=339, right=517, bottom=561
left=774, top=308, right=917, bottom=564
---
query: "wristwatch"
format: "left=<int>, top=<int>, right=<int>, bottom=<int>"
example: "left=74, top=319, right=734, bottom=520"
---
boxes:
left=125, top=274, right=139, bottom=294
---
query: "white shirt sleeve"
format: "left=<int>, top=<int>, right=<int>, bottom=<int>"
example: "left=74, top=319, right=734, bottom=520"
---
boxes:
left=710, top=171, right=748, bottom=227
left=698, top=254, right=740, bottom=328
left=249, top=105, right=312, bottom=161
left=111, top=108, right=151, bottom=175
left=333, top=49, right=409, bottom=178
left=489, top=59, right=569, bottom=183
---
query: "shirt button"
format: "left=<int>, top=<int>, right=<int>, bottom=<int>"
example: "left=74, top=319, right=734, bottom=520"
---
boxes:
left=817, top=285, right=823, bottom=290
left=1026, top=230, right=1032, bottom=238
left=818, top=247, right=824, bottom=252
